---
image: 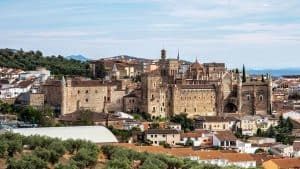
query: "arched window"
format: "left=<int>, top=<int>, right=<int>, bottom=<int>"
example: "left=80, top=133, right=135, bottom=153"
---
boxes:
left=259, top=95, right=263, bottom=101
left=247, top=95, right=250, bottom=101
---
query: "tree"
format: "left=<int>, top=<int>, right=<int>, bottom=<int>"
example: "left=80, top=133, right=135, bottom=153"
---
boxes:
left=140, top=157, right=168, bottom=169
left=39, top=105, right=56, bottom=127
left=186, top=138, right=194, bottom=146
left=55, top=163, right=79, bottom=169
left=104, top=158, right=131, bottom=169
left=0, top=141, right=8, bottom=158
left=33, top=147, right=51, bottom=162
left=256, top=128, right=263, bottom=137
left=235, top=68, right=239, bottom=74
left=170, top=113, right=194, bottom=132
left=150, top=122, right=160, bottom=129
left=77, top=109, right=94, bottom=125
left=254, top=148, right=264, bottom=154
left=266, top=125, right=276, bottom=137
left=48, top=141, right=66, bottom=156
left=7, top=155, right=48, bottom=169
left=95, top=62, right=107, bottom=79
left=242, top=64, right=246, bottom=82
left=72, top=148, right=98, bottom=169
left=7, top=140, right=22, bottom=157
left=286, top=117, right=294, bottom=132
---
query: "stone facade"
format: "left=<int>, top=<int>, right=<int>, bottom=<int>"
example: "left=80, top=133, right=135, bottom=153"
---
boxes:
left=140, top=49, right=272, bottom=118
left=60, top=78, right=126, bottom=115
left=29, top=93, right=45, bottom=107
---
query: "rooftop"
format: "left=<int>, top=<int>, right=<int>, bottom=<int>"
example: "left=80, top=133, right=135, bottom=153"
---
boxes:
left=264, top=158, right=300, bottom=169
left=214, top=131, right=237, bottom=141
left=145, top=129, right=180, bottom=135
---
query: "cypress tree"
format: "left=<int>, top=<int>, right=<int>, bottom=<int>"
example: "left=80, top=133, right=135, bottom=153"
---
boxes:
left=242, top=64, right=246, bottom=82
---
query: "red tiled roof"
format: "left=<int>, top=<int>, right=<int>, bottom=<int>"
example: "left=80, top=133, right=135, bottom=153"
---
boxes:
left=180, top=132, right=202, bottom=138
left=266, top=158, right=300, bottom=168
left=214, top=131, right=237, bottom=141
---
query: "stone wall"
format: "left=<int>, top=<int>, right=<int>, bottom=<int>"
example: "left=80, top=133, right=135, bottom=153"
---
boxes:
left=173, top=87, right=217, bottom=117
left=29, top=93, right=44, bottom=107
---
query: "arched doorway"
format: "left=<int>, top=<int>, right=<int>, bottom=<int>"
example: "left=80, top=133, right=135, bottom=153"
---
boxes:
left=224, top=103, right=237, bottom=113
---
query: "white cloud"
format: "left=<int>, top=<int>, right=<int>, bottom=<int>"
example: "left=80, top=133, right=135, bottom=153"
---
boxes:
left=161, top=0, right=300, bottom=20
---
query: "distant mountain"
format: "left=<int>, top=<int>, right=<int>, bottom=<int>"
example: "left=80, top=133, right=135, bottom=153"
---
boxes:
left=65, top=55, right=90, bottom=62
left=248, top=68, right=300, bottom=77
left=104, top=55, right=150, bottom=61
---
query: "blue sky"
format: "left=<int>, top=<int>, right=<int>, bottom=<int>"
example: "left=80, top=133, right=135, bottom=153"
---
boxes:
left=1, top=0, right=300, bottom=69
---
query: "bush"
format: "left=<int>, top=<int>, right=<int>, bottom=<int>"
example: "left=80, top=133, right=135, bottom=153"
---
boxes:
left=140, top=156, right=168, bottom=169
left=48, top=141, right=66, bottom=156
left=7, top=155, right=48, bottom=169
left=104, top=158, right=131, bottom=169
left=33, top=147, right=51, bottom=162
left=7, top=140, right=22, bottom=157
left=55, top=163, right=79, bottom=169
left=0, top=141, right=8, bottom=158
left=72, top=148, right=99, bottom=169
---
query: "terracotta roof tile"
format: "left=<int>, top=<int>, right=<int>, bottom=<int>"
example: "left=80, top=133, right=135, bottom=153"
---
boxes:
left=214, top=131, right=237, bottom=141
left=267, top=158, right=300, bottom=168
left=145, top=129, right=180, bottom=135
left=180, top=132, right=202, bottom=138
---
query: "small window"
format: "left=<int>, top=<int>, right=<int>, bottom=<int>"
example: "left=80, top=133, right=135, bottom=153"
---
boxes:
left=95, top=90, right=98, bottom=93
left=85, top=99, right=88, bottom=102
left=247, top=95, right=250, bottom=101
left=78, top=90, right=80, bottom=94
left=86, top=90, right=88, bottom=94
left=162, top=134, right=165, bottom=137
left=259, top=95, right=263, bottom=101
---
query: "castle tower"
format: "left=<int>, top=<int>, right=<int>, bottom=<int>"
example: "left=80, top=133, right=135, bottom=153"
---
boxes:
left=61, top=76, right=67, bottom=115
left=267, top=74, right=273, bottom=113
left=111, top=63, right=120, bottom=80
left=237, top=74, right=242, bottom=113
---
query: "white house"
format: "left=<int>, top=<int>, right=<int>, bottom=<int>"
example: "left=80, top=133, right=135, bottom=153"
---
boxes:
left=283, top=111, right=300, bottom=120
left=212, top=131, right=237, bottom=149
left=270, top=144, right=294, bottom=157
left=180, top=132, right=202, bottom=146
left=236, top=140, right=259, bottom=154
left=198, top=151, right=256, bottom=168
left=0, top=80, right=34, bottom=99
left=145, top=129, right=180, bottom=146
left=247, top=137, right=276, bottom=145
left=19, top=67, right=50, bottom=82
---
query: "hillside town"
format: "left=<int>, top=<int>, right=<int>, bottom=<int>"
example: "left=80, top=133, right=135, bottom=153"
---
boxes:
left=1, top=49, right=300, bottom=168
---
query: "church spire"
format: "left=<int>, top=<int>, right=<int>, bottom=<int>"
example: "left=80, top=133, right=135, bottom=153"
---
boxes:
left=161, top=48, right=166, bottom=61
left=177, top=49, right=180, bottom=61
